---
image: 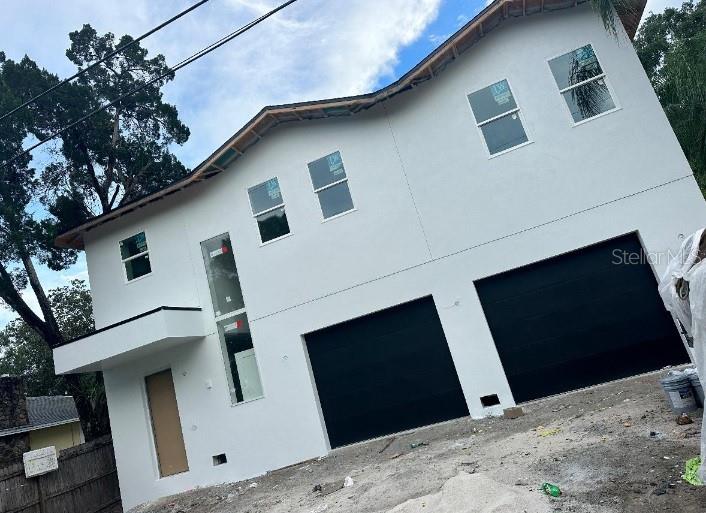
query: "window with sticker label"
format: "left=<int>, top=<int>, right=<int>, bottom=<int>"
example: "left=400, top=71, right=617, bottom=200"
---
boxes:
left=548, top=44, right=616, bottom=123
left=200, top=233, right=264, bottom=404
left=307, top=151, right=354, bottom=219
left=248, top=177, right=290, bottom=243
left=467, top=79, right=528, bottom=155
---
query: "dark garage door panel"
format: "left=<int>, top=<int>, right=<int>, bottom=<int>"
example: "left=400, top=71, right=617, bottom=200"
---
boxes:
left=476, top=233, right=688, bottom=403
left=306, top=296, right=469, bottom=448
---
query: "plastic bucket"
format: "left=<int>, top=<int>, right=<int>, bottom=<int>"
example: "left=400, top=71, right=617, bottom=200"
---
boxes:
left=660, top=373, right=698, bottom=413
left=688, top=373, right=704, bottom=408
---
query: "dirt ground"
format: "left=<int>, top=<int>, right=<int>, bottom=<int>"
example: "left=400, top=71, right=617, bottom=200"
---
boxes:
left=130, top=369, right=705, bottom=513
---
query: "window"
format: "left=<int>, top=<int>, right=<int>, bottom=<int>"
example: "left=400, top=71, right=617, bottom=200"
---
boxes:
left=307, top=151, right=354, bottom=219
left=201, top=233, right=264, bottom=404
left=217, top=313, right=263, bottom=403
left=248, top=178, right=290, bottom=243
left=119, top=232, right=151, bottom=281
left=548, top=44, right=616, bottom=123
left=467, top=79, right=528, bottom=155
left=200, top=235, right=244, bottom=317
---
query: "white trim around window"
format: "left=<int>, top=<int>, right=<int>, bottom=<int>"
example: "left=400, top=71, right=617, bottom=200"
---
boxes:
left=307, top=150, right=356, bottom=221
left=546, top=42, right=621, bottom=126
left=247, top=177, right=292, bottom=245
left=119, top=230, right=152, bottom=283
left=466, top=78, right=533, bottom=159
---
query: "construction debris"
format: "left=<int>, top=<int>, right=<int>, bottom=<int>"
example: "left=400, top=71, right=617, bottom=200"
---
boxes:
left=541, top=482, right=562, bottom=497
left=378, top=437, right=396, bottom=454
left=683, top=457, right=704, bottom=486
left=503, top=406, right=524, bottom=419
left=313, top=480, right=344, bottom=496
left=386, top=473, right=553, bottom=513
left=677, top=413, right=695, bottom=425
left=536, top=426, right=561, bottom=437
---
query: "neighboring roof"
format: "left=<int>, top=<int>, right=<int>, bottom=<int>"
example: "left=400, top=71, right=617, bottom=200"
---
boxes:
left=0, top=396, right=79, bottom=438
left=55, top=0, right=646, bottom=250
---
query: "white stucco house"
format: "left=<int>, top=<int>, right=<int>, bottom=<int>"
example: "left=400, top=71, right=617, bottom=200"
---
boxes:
left=52, top=0, right=706, bottom=507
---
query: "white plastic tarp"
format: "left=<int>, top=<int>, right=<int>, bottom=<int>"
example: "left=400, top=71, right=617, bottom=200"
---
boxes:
left=658, top=228, right=706, bottom=481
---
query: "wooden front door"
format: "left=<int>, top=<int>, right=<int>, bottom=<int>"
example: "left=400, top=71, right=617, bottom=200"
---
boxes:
left=145, top=369, right=189, bottom=477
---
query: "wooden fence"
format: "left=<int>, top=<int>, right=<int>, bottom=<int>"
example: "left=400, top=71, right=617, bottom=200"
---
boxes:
left=0, top=436, right=122, bottom=513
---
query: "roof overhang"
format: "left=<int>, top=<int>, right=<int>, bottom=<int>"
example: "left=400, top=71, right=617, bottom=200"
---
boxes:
left=0, top=418, right=80, bottom=438
left=53, top=306, right=207, bottom=374
left=55, top=0, right=646, bottom=250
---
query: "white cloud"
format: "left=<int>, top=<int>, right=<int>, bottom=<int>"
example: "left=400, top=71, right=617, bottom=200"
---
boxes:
left=429, top=33, right=452, bottom=46
left=1, top=0, right=443, bottom=327
left=2, top=0, right=443, bottom=167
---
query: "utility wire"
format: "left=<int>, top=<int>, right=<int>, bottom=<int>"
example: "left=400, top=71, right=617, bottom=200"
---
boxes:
left=0, top=0, right=212, bottom=123
left=1, top=0, right=299, bottom=169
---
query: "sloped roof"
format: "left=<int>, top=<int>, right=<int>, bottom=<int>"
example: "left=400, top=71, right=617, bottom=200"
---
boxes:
left=0, top=396, right=79, bottom=438
left=55, top=0, right=646, bottom=249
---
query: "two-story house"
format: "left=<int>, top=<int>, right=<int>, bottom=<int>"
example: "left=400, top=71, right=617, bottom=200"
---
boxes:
left=52, top=0, right=706, bottom=507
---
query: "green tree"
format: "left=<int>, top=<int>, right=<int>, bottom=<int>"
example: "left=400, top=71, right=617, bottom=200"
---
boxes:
left=0, top=280, right=109, bottom=438
left=0, top=25, right=190, bottom=438
left=634, top=0, right=706, bottom=192
left=591, top=0, right=642, bottom=35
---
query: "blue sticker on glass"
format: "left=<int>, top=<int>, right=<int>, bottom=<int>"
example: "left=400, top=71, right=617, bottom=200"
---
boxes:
left=266, top=178, right=281, bottom=200
left=327, top=152, right=344, bottom=176
left=490, top=81, right=512, bottom=105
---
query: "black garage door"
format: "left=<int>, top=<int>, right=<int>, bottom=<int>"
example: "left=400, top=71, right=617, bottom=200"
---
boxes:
left=476, top=233, right=688, bottom=403
left=305, top=296, right=469, bottom=448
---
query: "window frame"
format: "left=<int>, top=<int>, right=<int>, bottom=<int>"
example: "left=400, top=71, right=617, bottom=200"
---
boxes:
left=546, top=42, right=621, bottom=126
left=307, top=150, right=356, bottom=222
left=466, top=79, right=533, bottom=158
left=214, top=308, right=266, bottom=406
left=246, top=177, right=292, bottom=245
left=119, top=230, right=152, bottom=284
left=199, top=231, right=266, bottom=406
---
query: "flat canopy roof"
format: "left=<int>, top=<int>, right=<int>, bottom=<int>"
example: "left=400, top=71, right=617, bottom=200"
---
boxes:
left=53, top=306, right=206, bottom=374
left=55, top=0, right=646, bottom=250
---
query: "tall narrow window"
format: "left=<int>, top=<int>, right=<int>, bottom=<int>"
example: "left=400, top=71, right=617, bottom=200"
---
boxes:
left=248, top=178, right=290, bottom=243
left=201, top=234, right=264, bottom=404
left=548, top=44, right=616, bottom=123
left=119, top=232, right=151, bottom=281
left=468, top=79, right=528, bottom=155
left=308, top=151, right=354, bottom=219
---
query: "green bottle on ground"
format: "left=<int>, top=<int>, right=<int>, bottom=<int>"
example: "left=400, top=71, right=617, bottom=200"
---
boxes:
left=541, top=482, right=562, bottom=497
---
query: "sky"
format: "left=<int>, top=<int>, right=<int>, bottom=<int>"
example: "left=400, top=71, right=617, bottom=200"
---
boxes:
left=0, top=0, right=686, bottom=327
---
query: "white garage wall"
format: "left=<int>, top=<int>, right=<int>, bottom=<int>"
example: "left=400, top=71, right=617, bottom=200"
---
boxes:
left=76, top=5, right=706, bottom=508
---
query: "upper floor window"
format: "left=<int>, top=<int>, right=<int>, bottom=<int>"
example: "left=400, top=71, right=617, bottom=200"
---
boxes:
left=248, top=177, right=290, bottom=244
left=548, top=44, right=616, bottom=123
left=307, top=151, right=354, bottom=219
left=200, top=235, right=244, bottom=317
left=119, top=232, right=151, bottom=282
left=467, top=79, right=529, bottom=156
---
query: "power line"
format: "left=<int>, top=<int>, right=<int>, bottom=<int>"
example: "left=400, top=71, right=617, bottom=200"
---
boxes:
left=0, top=0, right=211, bottom=123
left=1, top=0, right=299, bottom=169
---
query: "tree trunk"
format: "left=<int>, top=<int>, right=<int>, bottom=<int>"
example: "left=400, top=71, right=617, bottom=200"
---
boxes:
left=0, top=264, right=60, bottom=346
left=19, top=251, right=62, bottom=346
left=63, top=373, right=110, bottom=440
left=1, top=261, right=110, bottom=440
